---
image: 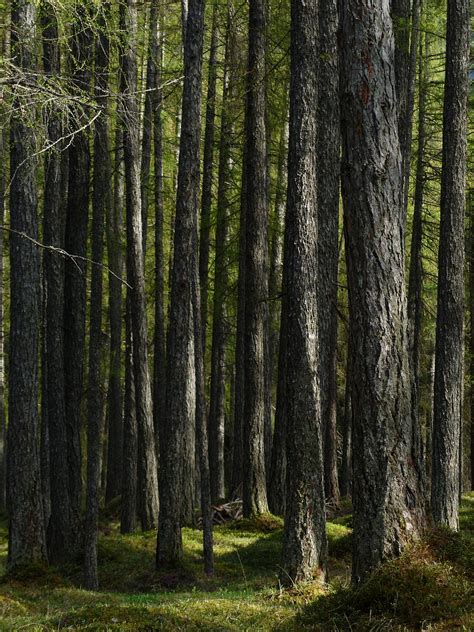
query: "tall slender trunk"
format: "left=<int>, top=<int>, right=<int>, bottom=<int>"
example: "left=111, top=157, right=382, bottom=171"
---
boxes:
left=121, top=299, right=138, bottom=534
left=470, top=185, right=474, bottom=491
left=157, top=0, right=205, bottom=565
left=339, top=337, right=352, bottom=498
left=243, top=0, right=269, bottom=518
left=432, top=0, right=469, bottom=530
left=340, top=0, right=425, bottom=583
left=208, top=4, right=235, bottom=503
left=84, top=4, right=111, bottom=589
left=153, top=1, right=166, bottom=468
left=40, top=0, right=72, bottom=563
left=0, top=127, right=5, bottom=513
left=407, top=29, right=428, bottom=494
left=64, top=5, right=93, bottom=532
left=120, top=0, right=159, bottom=532
left=7, top=0, right=47, bottom=569
left=105, top=125, right=124, bottom=504
left=317, top=0, right=340, bottom=504
left=199, top=2, right=218, bottom=356
left=231, top=144, right=247, bottom=499
left=281, top=0, right=326, bottom=583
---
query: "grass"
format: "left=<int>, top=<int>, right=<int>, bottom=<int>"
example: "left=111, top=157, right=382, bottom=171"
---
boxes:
left=0, top=495, right=472, bottom=630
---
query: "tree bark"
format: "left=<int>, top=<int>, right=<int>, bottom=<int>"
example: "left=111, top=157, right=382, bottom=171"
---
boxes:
left=8, top=0, right=47, bottom=569
left=157, top=0, right=205, bottom=565
left=199, top=2, right=218, bottom=357
left=431, top=0, right=469, bottom=530
left=120, top=0, right=159, bottom=532
left=243, top=0, right=269, bottom=517
left=281, top=0, right=327, bottom=583
left=64, top=5, right=93, bottom=533
left=0, top=127, right=5, bottom=513
left=40, top=0, right=72, bottom=564
left=340, top=0, right=426, bottom=583
left=317, top=0, right=340, bottom=504
left=105, top=124, right=124, bottom=504
left=84, top=3, right=110, bottom=589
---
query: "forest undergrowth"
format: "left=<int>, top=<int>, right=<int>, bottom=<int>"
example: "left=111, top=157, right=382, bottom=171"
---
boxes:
left=0, top=494, right=472, bottom=631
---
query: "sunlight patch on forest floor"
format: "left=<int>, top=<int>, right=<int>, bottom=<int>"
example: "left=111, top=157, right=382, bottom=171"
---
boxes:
left=0, top=495, right=472, bottom=631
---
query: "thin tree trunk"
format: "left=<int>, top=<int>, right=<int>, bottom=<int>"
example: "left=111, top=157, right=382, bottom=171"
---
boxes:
left=64, top=6, right=93, bottom=534
left=40, top=0, right=72, bottom=563
left=340, top=0, right=426, bottom=583
left=243, top=0, right=269, bottom=518
left=199, top=1, right=218, bottom=356
left=7, top=0, right=47, bottom=569
left=431, top=0, right=469, bottom=530
left=317, top=0, right=340, bottom=504
left=157, top=0, right=205, bottom=565
left=105, top=125, right=124, bottom=504
left=470, top=185, right=474, bottom=490
left=0, top=127, right=5, bottom=513
left=84, top=4, right=110, bottom=589
left=120, top=0, right=159, bottom=532
left=407, top=29, right=428, bottom=495
left=281, top=0, right=327, bottom=583
left=339, top=339, right=352, bottom=498
left=121, top=300, right=138, bottom=534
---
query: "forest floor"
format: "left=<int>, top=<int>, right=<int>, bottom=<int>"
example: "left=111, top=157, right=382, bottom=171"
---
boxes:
left=0, top=495, right=472, bottom=631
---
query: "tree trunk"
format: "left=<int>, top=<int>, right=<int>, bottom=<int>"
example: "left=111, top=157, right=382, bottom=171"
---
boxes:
left=317, top=0, right=340, bottom=504
left=120, top=0, right=159, bottom=532
left=0, top=127, right=5, bottom=513
left=64, top=6, right=93, bottom=533
left=339, top=339, right=352, bottom=498
left=407, top=29, right=428, bottom=496
left=8, top=0, right=47, bottom=569
left=199, top=2, right=218, bottom=357
left=431, top=0, right=469, bottom=530
left=243, top=0, right=269, bottom=518
left=105, top=124, right=124, bottom=504
left=281, top=0, right=327, bottom=583
left=340, top=0, right=426, bottom=583
left=157, top=0, right=205, bottom=565
left=121, top=299, right=138, bottom=534
left=84, top=4, right=110, bottom=589
left=40, top=0, right=72, bottom=563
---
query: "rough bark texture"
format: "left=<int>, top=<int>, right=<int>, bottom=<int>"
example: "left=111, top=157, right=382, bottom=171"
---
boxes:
left=317, top=0, right=340, bottom=504
left=40, top=1, right=72, bottom=563
left=105, top=124, right=124, bottom=504
left=199, top=2, right=218, bottom=356
left=153, top=5, right=167, bottom=469
left=64, top=5, right=93, bottom=532
left=120, top=0, right=159, bottom=532
left=281, top=0, right=327, bottom=583
left=8, top=0, right=47, bottom=569
left=157, top=0, right=205, bottom=565
left=407, top=29, right=428, bottom=494
left=0, top=128, right=5, bottom=512
left=209, top=8, right=235, bottom=503
left=340, top=0, right=425, bottom=583
left=84, top=5, right=110, bottom=589
left=431, top=0, right=469, bottom=530
left=121, top=300, right=138, bottom=534
left=243, top=0, right=269, bottom=517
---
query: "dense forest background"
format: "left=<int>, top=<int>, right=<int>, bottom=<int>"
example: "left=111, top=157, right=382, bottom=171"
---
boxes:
left=0, top=0, right=472, bottom=628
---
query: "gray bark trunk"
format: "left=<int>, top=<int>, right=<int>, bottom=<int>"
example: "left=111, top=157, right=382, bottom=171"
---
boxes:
left=120, top=0, right=159, bottom=532
left=431, top=0, right=469, bottom=530
left=340, top=0, right=426, bottom=583
left=7, top=0, right=47, bottom=569
left=317, top=0, right=340, bottom=504
left=243, top=0, right=269, bottom=517
left=281, top=0, right=327, bottom=583
left=157, top=0, right=205, bottom=564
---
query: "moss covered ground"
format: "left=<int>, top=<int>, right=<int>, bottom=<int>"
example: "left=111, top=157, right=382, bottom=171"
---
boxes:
left=0, top=494, right=472, bottom=630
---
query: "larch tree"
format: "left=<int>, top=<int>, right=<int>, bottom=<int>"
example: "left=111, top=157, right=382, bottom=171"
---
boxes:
left=340, top=0, right=426, bottom=583
left=317, top=0, right=341, bottom=504
left=243, top=0, right=270, bottom=518
left=120, top=0, right=159, bottom=532
left=281, top=0, right=327, bottom=584
left=157, top=0, right=205, bottom=565
left=431, top=0, right=469, bottom=530
left=8, top=0, right=47, bottom=570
